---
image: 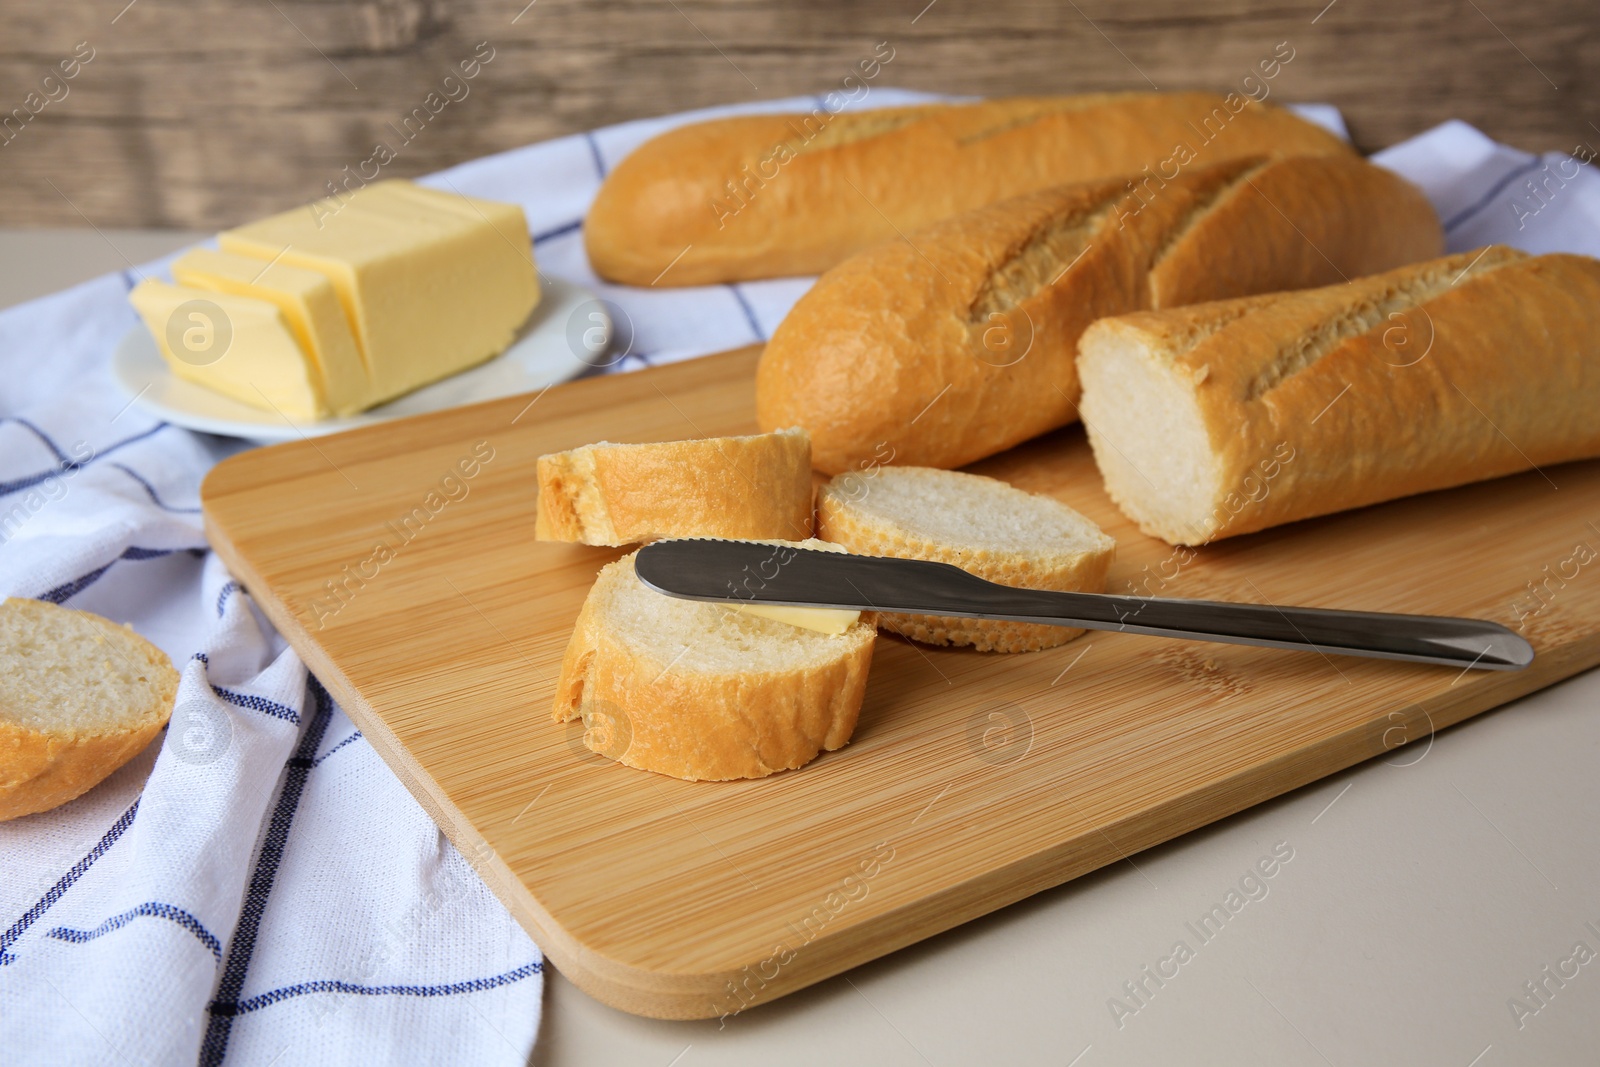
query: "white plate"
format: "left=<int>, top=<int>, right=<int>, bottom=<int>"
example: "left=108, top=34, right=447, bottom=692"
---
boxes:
left=112, top=276, right=609, bottom=443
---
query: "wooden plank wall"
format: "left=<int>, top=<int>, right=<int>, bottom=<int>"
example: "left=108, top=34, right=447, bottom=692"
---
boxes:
left=2, top=0, right=1596, bottom=229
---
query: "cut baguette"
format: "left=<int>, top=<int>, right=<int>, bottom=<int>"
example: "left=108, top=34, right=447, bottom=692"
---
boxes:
left=756, top=154, right=1440, bottom=474
left=1, top=598, right=179, bottom=821
left=535, top=428, right=814, bottom=546
left=817, top=467, right=1115, bottom=652
left=586, top=92, right=1354, bottom=286
left=1076, top=247, right=1600, bottom=545
left=552, top=545, right=876, bottom=781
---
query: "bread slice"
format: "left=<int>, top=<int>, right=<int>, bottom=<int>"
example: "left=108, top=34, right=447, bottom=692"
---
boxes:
left=1076, top=247, right=1600, bottom=545
left=552, top=545, right=876, bottom=781
left=755, top=153, right=1440, bottom=474
left=816, top=467, right=1115, bottom=652
left=1, top=598, right=179, bottom=820
left=536, top=428, right=814, bottom=546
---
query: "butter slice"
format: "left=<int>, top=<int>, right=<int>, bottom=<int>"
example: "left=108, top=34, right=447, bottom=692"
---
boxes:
left=172, top=248, right=370, bottom=416
left=218, top=179, right=540, bottom=405
left=129, top=279, right=324, bottom=419
left=736, top=603, right=862, bottom=635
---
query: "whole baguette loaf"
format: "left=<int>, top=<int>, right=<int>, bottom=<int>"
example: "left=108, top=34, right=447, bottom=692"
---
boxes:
left=757, top=154, right=1442, bottom=475
left=1076, top=247, right=1600, bottom=546
left=587, top=92, right=1354, bottom=286
left=553, top=546, right=876, bottom=781
left=535, top=428, right=813, bottom=545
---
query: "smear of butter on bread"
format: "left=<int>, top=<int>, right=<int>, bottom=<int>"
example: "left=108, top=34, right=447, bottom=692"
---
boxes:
left=727, top=539, right=861, bottom=634
left=735, top=603, right=861, bottom=635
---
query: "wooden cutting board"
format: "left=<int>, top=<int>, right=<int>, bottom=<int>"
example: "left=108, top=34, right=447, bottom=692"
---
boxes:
left=201, top=345, right=1600, bottom=1020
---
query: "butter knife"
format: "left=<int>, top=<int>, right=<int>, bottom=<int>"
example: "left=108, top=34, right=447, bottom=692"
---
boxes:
left=634, top=539, right=1534, bottom=671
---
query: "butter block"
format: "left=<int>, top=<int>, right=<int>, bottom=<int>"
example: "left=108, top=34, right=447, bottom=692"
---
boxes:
left=218, top=179, right=540, bottom=405
left=735, top=603, right=863, bottom=634
left=172, top=248, right=370, bottom=416
left=129, top=279, right=325, bottom=420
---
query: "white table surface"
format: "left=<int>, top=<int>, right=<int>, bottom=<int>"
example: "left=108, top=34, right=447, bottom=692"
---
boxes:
left=6, top=230, right=1598, bottom=1067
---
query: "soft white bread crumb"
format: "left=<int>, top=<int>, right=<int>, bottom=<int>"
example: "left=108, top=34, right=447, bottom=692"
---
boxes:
left=552, top=543, right=876, bottom=781
left=1076, top=313, right=1227, bottom=546
left=0, top=597, right=179, bottom=820
left=1073, top=247, right=1600, bottom=546
left=817, top=467, right=1115, bottom=652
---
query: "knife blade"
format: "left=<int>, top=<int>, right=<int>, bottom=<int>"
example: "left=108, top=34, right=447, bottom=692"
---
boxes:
left=633, top=539, right=1534, bottom=671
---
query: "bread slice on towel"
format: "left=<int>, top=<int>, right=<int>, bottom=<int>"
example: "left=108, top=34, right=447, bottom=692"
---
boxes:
left=1, top=598, right=179, bottom=820
left=1076, top=247, right=1600, bottom=545
left=552, top=543, right=876, bottom=781
left=817, top=467, right=1115, bottom=652
left=535, top=428, right=814, bottom=546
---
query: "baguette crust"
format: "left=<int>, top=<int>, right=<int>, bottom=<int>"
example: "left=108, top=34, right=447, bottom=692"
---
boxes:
left=1146, top=154, right=1441, bottom=308
left=535, top=429, right=814, bottom=545
left=553, top=553, right=876, bottom=781
left=1, top=599, right=178, bottom=821
left=756, top=154, right=1440, bottom=474
left=588, top=93, right=1354, bottom=286
left=1077, top=248, right=1600, bottom=545
left=816, top=468, right=1115, bottom=652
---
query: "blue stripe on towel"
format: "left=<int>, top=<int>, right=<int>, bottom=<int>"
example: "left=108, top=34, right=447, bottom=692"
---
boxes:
left=0, top=798, right=141, bottom=965
left=48, top=901, right=223, bottom=963
left=208, top=684, right=301, bottom=726
left=313, top=731, right=364, bottom=767
left=38, top=546, right=181, bottom=604
left=199, top=679, right=333, bottom=1067
left=1442, top=156, right=1544, bottom=232
left=0, top=466, right=77, bottom=499
left=533, top=219, right=583, bottom=244
left=110, top=463, right=202, bottom=514
left=728, top=284, right=766, bottom=341
left=215, top=960, right=543, bottom=1016
left=584, top=131, right=607, bottom=179
left=5, top=416, right=75, bottom=465
left=0, top=421, right=170, bottom=499
left=190, top=652, right=302, bottom=728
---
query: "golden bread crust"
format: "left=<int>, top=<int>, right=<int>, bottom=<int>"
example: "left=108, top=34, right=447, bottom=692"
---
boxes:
left=586, top=93, right=1354, bottom=286
left=1078, top=249, right=1600, bottom=544
left=0, top=598, right=178, bottom=821
left=535, top=430, right=814, bottom=546
left=755, top=154, right=1440, bottom=474
left=552, top=555, right=876, bottom=781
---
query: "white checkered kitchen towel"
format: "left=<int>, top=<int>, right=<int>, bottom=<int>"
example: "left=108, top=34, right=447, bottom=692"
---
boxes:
left=2, top=87, right=1598, bottom=1066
